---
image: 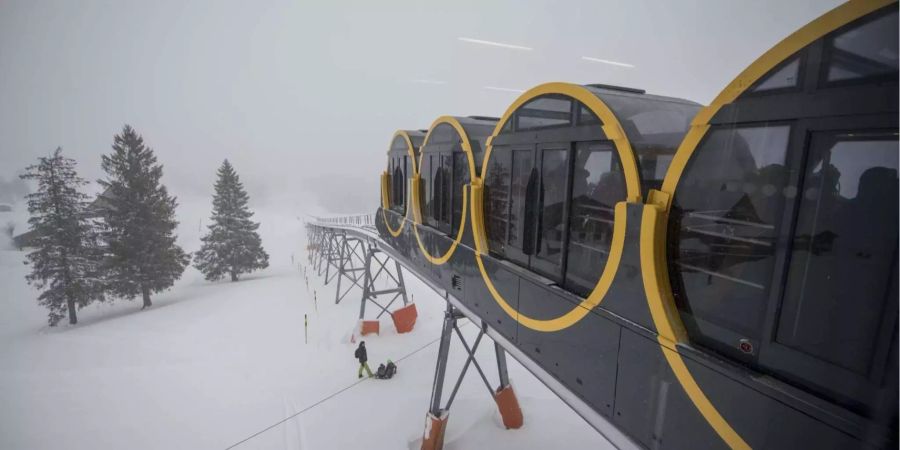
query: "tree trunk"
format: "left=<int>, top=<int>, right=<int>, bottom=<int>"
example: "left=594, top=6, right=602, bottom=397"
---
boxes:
left=67, top=295, right=77, bottom=325
left=230, top=271, right=238, bottom=282
left=141, top=284, right=152, bottom=309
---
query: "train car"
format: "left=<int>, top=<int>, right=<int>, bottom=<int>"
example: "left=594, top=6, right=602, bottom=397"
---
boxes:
left=372, top=1, right=897, bottom=448
left=379, top=129, right=425, bottom=255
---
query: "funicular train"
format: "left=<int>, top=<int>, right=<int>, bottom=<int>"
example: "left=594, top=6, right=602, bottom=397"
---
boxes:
left=376, top=1, right=899, bottom=448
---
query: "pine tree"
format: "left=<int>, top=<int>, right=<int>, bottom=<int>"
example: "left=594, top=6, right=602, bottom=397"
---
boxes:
left=99, top=125, right=189, bottom=309
left=21, top=148, right=104, bottom=325
left=194, top=160, right=269, bottom=282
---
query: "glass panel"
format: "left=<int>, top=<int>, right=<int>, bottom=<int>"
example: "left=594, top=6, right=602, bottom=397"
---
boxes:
left=485, top=149, right=511, bottom=255
left=392, top=162, right=404, bottom=211
left=668, top=124, right=792, bottom=349
left=402, top=155, right=408, bottom=209
left=776, top=133, right=898, bottom=374
left=391, top=135, right=409, bottom=151
left=565, top=143, right=625, bottom=296
left=751, top=57, right=800, bottom=92
left=430, top=123, right=457, bottom=144
left=508, top=150, right=535, bottom=249
left=517, top=96, right=572, bottom=130
left=441, top=153, right=452, bottom=228
left=578, top=104, right=600, bottom=125
left=535, top=149, right=569, bottom=268
left=452, top=152, right=468, bottom=234
left=826, top=10, right=899, bottom=82
left=432, top=154, right=443, bottom=226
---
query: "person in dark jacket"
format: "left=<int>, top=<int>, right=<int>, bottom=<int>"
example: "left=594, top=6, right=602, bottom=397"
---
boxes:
left=354, top=341, right=373, bottom=378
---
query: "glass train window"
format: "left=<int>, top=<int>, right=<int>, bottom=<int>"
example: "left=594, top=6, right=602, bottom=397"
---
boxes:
left=430, top=154, right=443, bottom=226
left=452, top=152, right=468, bottom=235
left=534, top=149, right=570, bottom=269
left=508, top=150, right=535, bottom=251
left=565, top=142, right=624, bottom=295
left=485, top=149, right=512, bottom=255
left=776, top=132, right=898, bottom=375
left=391, top=158, right=404, bottom=212
left=441, top=153, right=452, bottom=232
left=578, top=104, right=600, bottom=125
left=825, top=9, right=899, bottom=82
left=517, top=96, right=572, bottom=130
left=751, top=57, right=800, bottom=92
left=430, top=124, right=457, bottom=144
left=424, top=154, right=437, bottom=227
left=668, top=124, right=791, bottom=352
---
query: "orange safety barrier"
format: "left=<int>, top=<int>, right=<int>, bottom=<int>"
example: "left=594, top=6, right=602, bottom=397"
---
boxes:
left=360, top=320, right=380, bottom=336
left=392, top=303, right=418, bottom=333
left=494, top=385, right=524, bottom=429
left=420, top=412, right=448, bottom=450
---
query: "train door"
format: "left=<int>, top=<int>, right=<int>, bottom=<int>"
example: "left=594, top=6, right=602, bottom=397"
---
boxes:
left=503, top=146, right=536, bottom=268
left=531, top=142, right=571, bottom=281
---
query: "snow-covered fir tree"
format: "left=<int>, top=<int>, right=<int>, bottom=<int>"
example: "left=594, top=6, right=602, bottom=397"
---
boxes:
left=98, top=125, right=189, bottom=309
left=194, top=160, right=269, bottom=282
left=21, top=148, right=104, bottom=325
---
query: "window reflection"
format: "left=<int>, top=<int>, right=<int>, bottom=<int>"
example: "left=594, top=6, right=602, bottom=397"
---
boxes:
left=441, top=154, right=452, bottom=229
left=777, top=134, right=898, bottom=374
left=752, top=57, right=800, bottom=92
left=508, top=150, right=535, bottom=252
left=517, top=96, right=572, bottom=130
left=485, top=150, right=511, bottom=254
left=535, top=149, right=569, bottom=267
left=452, top=152, right=468, bottom=234
left=565, top=143, right=625, bottom=295
left=669, top=125, right=791, bottom=346
left=826, top=10, right=899, bottom=82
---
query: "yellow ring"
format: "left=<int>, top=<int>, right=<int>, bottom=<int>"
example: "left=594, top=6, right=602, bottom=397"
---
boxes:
left=470, top=82, right=643, bottom=332
left=382, top=130, right=419, bottom=238
left=644, top=2, right=895, bottom=448
left=412, top=116, right=477, bottom=265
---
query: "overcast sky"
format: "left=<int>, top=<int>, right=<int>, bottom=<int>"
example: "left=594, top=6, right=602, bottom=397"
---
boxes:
left=0, top=0, right=842, bottom=215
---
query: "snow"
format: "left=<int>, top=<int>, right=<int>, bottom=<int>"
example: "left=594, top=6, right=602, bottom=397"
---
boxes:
left=0, top=214, right=612, bottom=449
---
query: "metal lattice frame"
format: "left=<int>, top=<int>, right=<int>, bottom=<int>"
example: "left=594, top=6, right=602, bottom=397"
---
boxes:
left=334, top=236, right=369, bottom=304
left=358, top=244, right=409, bottom=321
left=428, top=302, right=511, bottom=416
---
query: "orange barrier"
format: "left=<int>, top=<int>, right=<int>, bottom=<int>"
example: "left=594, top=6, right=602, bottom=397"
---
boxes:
left=494, top=385, right=524, bottom=429
left=360, top=320, right=380, bottom=336
left=392, top=303, right=418, bottom=333
left=420, top=412, right=449, bottom=450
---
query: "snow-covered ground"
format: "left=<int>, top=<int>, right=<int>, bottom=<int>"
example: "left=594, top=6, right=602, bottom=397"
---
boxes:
left=0, top=219, right=611, bottom=449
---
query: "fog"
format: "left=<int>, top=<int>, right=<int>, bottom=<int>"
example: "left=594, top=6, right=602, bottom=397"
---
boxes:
left=0, top=0, right=840, bottom=216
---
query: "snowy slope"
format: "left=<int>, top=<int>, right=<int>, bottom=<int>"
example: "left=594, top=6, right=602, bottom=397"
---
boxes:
left=0, top=224, right=612, bottom=449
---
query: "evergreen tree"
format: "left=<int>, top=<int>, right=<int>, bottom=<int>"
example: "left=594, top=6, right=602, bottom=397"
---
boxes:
left=99, top=125, right=189, bottom=309
left=21, top=148, right=104, bottom=325
left=194, top=160, right=269, bottom=282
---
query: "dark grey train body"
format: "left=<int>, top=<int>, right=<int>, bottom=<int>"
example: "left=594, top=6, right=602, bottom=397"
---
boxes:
left=375, top=2, right=899, bottom=448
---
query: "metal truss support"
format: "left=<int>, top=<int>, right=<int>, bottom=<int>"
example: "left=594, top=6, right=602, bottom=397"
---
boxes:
left=334, top=236, right=368, bottom=304
left=323, top=231, right=345, bottom=284
left=421, top=302, right=523, bottom=450
left=359, top=244, right=409, bottom=320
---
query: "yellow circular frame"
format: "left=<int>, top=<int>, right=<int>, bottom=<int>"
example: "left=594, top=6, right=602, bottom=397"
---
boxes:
left=382, top=130, right=419, bottom=238
left=411, top=116, right=478, bottom=265
left=470, top=82, right=643, bottom=332
left=640, top=2, right=895, bottom=449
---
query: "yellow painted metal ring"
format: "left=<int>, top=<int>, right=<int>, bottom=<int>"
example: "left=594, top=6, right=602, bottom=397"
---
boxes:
left=470, top=82, right=643, bottom=332
left=412, top=116, right=478, bottom=265
left=382, top=130, right=419, bottom=238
